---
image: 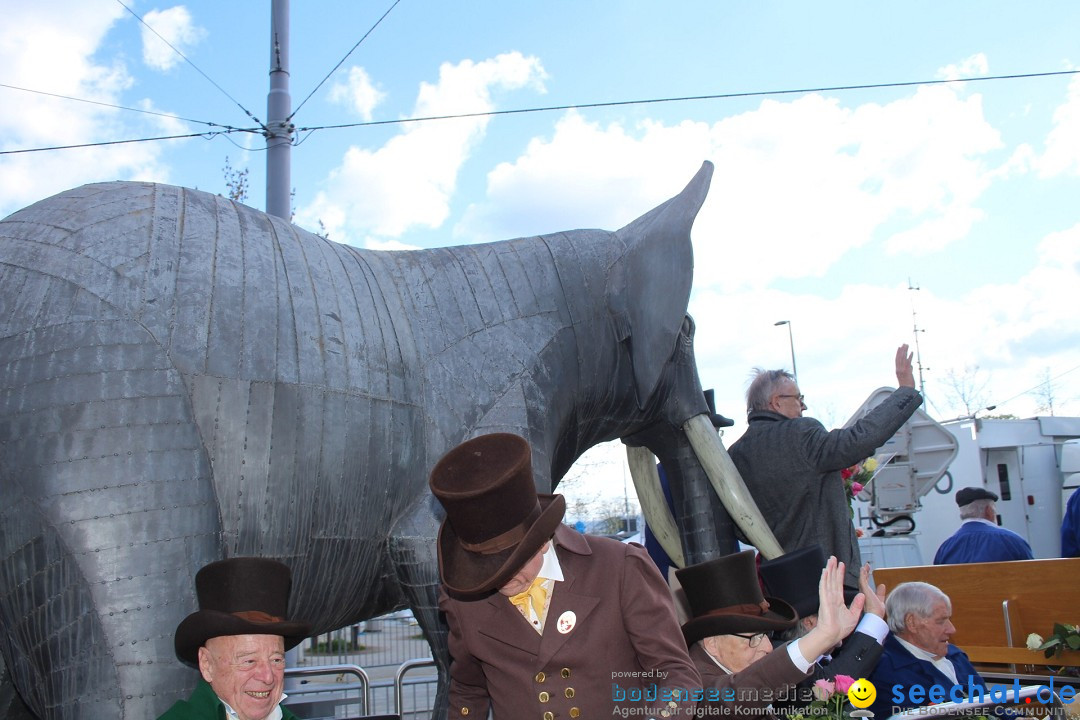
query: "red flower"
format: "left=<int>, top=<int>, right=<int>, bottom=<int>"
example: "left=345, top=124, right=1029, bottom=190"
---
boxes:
left=834, top=674, right=855, bottom=694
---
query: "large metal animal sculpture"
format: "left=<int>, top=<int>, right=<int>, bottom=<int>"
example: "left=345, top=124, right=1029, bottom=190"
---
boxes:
left=0, top=161, right=780, bottom=718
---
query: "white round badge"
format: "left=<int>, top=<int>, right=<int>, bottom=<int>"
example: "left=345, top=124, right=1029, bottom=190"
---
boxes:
left=557, top=610, right=577, bottom=634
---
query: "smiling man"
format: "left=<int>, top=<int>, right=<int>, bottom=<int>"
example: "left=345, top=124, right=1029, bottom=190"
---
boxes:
left=158, top=558, right=311, bottom=720
left=866, top=581, right=987, bottom=717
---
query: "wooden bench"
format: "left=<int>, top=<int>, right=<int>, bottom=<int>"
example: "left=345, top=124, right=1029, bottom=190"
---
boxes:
left=873, top=558, right=1080, bottom=672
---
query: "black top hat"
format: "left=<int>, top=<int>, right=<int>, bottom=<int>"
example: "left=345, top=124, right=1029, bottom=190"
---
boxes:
left=955, top=486, right=998, bottom=507
left=676, top=549, right=797, bottom=647
left=758, top=545, right=859, bottom=619
left=174, top=558, right=311, bottom=666
left=429, top=433, right=566, bottom=600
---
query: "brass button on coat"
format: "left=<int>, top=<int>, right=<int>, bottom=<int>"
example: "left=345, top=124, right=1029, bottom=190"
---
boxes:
left=459, top=708, right=469, bottom=716
left=561, top=667, right=571, bottom=678
left=543, top=712, right=554, bottom=720
left=565, top=688, right=575, bottom=698
left=538, top=691, right=549, bottom=703
left=535, top=671, right=546, bottom=683
left=570, top=708, right=581, bottom=718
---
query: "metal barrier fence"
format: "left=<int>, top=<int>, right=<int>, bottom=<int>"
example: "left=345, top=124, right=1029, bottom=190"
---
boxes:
left=287, top=611, right=438, bottom=718
left=395, top=660, right=438, bottom=720
left=284, top=664, right=370, bottom=718
left=284, top=660, right=438, bottom=719
left=296, top=611, right=432, bottom=669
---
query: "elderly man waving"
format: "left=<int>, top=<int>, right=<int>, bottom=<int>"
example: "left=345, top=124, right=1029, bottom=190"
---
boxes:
left=677, top=550, right=865, bottom=717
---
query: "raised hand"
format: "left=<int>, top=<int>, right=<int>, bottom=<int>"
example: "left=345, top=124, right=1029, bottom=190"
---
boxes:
left=859, top=563, right=886, bottom=619
left=797, top=556, right=866, bottom=661
left=895, top=344, right=916, bottom=388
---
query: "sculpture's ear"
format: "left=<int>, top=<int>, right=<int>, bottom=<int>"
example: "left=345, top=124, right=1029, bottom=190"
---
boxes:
left=608, top=161, right=713, bottom=408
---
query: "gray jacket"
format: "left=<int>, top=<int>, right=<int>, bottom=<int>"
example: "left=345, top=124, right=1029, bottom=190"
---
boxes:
left=729, top=387, right=922, bottom=587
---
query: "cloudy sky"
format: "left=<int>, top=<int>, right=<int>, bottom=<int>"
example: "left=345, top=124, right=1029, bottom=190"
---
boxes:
left=4, top=1, right=1080, bottom=513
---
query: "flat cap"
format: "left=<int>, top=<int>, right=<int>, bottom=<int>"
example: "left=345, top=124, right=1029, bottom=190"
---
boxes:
left=956, top=486, right=998, bottom=507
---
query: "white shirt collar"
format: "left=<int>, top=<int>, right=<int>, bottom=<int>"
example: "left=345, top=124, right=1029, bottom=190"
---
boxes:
left=538, top=539, right=564, bottom=582
left=896, top=636, right=959, bottom=684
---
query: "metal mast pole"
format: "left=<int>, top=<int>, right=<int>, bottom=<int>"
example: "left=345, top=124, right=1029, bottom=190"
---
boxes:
left=774, top=320, right=798, bottom=384
left=266, top=0, right=292, bottom=220
left=908, top=279, right=928, bottom=398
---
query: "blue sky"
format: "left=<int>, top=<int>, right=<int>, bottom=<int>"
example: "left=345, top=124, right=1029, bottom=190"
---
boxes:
left=4, top=2, right=1080, bottom=511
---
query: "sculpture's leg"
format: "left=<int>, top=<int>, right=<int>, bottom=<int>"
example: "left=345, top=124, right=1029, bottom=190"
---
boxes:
left=0, top=320, right=221, bottom=719
left=387, top=495, right=449, bottom=720
left=0, top=654, right=37, bottom=720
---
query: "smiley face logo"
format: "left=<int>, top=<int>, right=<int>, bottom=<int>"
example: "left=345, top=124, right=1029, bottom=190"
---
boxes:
left=848, top=678, right=876, bottom=709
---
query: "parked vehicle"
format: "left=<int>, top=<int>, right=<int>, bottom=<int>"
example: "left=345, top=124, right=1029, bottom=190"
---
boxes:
left=846, top=388, right=1080, bottom=567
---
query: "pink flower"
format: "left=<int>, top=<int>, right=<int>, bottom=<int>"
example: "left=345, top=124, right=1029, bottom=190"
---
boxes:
left=850, top=482, right=864, bottom=495
left=813, top=679, right=836, bottom=702
left=834, top=675, right=855, bottom=694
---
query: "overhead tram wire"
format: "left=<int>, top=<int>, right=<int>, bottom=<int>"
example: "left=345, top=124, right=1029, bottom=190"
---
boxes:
left=287, top=0, right=403, bottom=122
left=114, top=0, right=268, bottom=131
left=0, top=129, right=258, bottom=157
left=295, top=68, right=1080, bottom=135
left=0, top=82, right=244, bottom=131
left=5, top=67, right=1078, bottom=156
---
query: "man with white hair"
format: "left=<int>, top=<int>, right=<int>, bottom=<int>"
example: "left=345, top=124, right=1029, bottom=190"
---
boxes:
left=866, top=581, right=987, bottom=717
left=934, top=487, right=1033, bottom=565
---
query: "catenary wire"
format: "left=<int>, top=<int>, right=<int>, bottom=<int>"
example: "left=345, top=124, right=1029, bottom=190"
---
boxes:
left=0, top=129, right=258, bottom=156
left=287, top=0, right=403, bottom=122
left=114, top=0, right=267, bottom=130
left=0, top=82, right=245, bottom=130
left=295, top=68, right=1080, bottom=134
left=5, top=68, right=1077, bottom=156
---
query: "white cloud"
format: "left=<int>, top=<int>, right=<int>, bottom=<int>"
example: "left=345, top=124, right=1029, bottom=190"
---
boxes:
left=691, top=221, right=1080, bottom=442
left=1032, top=74, right=1080, bottom=177
left=453, top=83, right=1002, bottom=294
left=454, top=111, right=713, bottom=243
left=0, top=1, right=176, bottom=218
left=328, top=66, right=385, bottom=121
left=936, top=53, right=989, bottom=81
left=141, top=6, right=206, bottom=72
left=295, top=52, right=547, bottom=244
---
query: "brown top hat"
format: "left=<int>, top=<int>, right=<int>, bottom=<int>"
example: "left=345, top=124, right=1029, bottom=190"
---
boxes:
left=174, top=557, right=311, bottom=666
left=429, top=433, right=566, bottom=600
left=676, top=549, right=798, bottom=647
left=758, top=544, right=859, bottom=619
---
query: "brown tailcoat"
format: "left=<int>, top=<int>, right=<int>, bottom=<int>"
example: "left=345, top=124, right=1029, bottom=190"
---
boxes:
left=440, top=524, right=701, bottom=718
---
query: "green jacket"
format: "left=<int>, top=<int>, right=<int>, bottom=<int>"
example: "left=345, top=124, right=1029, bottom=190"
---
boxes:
left=157, top=679, right=300, bottom=720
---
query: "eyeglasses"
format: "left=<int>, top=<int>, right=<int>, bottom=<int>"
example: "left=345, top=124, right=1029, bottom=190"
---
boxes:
left=776, top=394, right=805, bottom=402
left=732, top=632, right=767, bottom=648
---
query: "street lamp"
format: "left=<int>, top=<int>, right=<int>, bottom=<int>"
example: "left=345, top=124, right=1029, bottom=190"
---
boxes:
left=774, top=320, right=798, bottom=383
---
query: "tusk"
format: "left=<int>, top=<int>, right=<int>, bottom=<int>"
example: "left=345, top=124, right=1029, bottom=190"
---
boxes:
left=683, top=413, right=785, bottom=559
left=626, top=445, right=686, bottom=568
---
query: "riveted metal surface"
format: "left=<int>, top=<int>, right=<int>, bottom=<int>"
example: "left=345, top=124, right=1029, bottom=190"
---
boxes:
left=0, top=164, right=717, bottom=718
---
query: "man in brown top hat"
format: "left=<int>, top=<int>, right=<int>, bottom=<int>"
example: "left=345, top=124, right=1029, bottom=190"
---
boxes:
left=431, top=432, right=701, bottom=719
left=677, top=550, right=864, bottom=717
left=158, top=557, right=311, bottom=720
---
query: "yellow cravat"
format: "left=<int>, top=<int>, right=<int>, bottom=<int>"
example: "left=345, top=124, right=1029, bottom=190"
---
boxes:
left=509, top=577, right=548, bottom=619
